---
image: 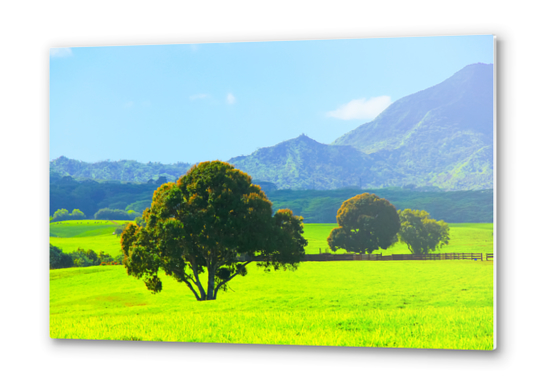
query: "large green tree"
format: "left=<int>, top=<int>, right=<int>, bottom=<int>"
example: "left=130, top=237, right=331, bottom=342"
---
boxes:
left=397, top=209, right=450, bottom=254
left=121, top=161, right=307, bottom=301
left=327, top=193, right=400, bottom=254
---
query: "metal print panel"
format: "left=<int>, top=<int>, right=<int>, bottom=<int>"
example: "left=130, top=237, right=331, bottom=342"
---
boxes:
left=49, top=35, right=495, bottom=350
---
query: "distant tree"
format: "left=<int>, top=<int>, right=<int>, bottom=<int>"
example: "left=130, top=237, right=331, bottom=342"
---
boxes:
left=121, top=161, right=307, bottom=301
left=114, top=222, right=130, bottom=237
left=51, top=208, right=86, bottom=222
left=70, top=248, right=101, bottom=267
left=327, top=193, right=400, bottom=254
left=50, top=244, right=73, bottom=269
left=155, top=176, right=168, bottom=185
left=70, top=209, right=86, bottom=220
left=94, top=208, right=131, bottom=220
left=397, top=209, right=450, bottom=254
left=126, top=210, right=140, bottom=220
left=51, top=208, right=70, bottom=222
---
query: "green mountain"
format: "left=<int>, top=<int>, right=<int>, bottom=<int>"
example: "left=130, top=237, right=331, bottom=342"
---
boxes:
left=229, top=134, right=384, bottom=190
left=50, top=156, right=192, bottom=183
left=50, top=63, right=493, bottom=191
left=229, top=63, right=494, bottom=190
left=333, top=63, right=494, bottom=190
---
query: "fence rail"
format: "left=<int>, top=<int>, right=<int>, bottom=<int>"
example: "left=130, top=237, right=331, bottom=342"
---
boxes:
left=239, top=252, right=493, bottom=262
left=302, top=252, right=491, bottom=261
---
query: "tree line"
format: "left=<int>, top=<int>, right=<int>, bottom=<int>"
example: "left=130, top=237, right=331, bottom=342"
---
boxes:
left=50, top=245, right=122, bottom=269
left=50, top=173, right=493, bottom=224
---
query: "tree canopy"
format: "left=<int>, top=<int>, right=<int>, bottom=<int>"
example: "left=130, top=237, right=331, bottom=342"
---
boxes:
left=51, top=208, right=86, bottom=222
left=327, top=193, right=400, bottom=254
left=121, top=161, right=307, bottom=301
left=397, top=209, right=450, bottom=254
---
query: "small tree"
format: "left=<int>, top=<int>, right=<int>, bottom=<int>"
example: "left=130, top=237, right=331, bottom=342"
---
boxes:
left=121, top=161, right=307, bottom=301
left=51, top=208, right=70, bottom=222
left=397, top=209, right=450, bottom=254
left=327, top=193, right=400, bottom=254
left=70, top=209, right=86, bottom=220
left=49, top=244, right=74, bottom=269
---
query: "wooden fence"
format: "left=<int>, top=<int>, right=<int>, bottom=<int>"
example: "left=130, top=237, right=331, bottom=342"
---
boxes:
left=302, top=252, right=491, bottom=261
left=240, top=252, right=494, bottom=262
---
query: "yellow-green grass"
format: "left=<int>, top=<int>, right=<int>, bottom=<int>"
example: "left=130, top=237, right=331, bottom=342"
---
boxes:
left=49, top=221, right=494, bottom=258
left=50, top=220, right=131, bottom=256
left=303, top=223, right=494, bottom=255
left=50, top=261, right=493, bottom=349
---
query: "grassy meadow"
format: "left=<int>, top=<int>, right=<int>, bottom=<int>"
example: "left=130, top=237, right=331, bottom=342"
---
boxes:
left=304, top=223, right=494, bottom=255
left=50, top=220, right=131, bottom=256
left=50, top=219, right=494, bottom=349
left=50, top=220, right=494, bottom=257
left=50, top=261, right=493, bottom=349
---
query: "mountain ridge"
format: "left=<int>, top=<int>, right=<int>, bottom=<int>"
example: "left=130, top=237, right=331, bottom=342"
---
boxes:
left=50, top=63, right=494, bottom=191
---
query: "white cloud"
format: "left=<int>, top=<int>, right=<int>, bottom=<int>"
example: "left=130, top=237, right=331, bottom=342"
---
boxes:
left=50, top=47, right=73, bottom=58
left=226, top=93, right=236, bottom=105
left=123, top=101, right=134, bottom=109
left=326, top=96, right=392, bottom=120
left=189, top=94, right=209, bottom=100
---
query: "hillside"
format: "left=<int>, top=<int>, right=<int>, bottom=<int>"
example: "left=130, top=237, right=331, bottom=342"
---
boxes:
left=333, top=63, right=494, bottom=190
left=229, top=134, right=391, bottom=190
left=50, top=173, right=493, bottom=223
left=50, top=156, right=192, bottom=183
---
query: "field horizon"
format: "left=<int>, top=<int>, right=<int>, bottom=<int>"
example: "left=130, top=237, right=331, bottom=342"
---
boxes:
left=50, top=220, right=494, bottom=257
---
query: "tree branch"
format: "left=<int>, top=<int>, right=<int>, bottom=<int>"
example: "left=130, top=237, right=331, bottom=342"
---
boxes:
left=184, top=279, right=201, bottom=300
left=188, top=253, right=206, bottom=299
left=214, top=261, right=252, bottom=295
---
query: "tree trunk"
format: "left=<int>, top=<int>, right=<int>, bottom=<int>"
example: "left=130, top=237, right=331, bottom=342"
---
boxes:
left=206, top=262, right=216, bottom=300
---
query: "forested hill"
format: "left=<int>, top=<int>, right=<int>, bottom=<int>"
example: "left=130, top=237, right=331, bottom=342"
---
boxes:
left=50, top=175, right=493, bottom=223
left=50, top=156, right=192, bottom=183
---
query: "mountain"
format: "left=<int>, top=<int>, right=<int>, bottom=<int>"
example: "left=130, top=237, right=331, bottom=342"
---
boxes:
left=231, top=63, right=493, bottom=190
left=229, top=134, right=387, bottom=190
left=50, top=63, right=494, bottom=191
left=333, top=63, right=494, bottom=190
left=50, top=156, right=192, bottom=183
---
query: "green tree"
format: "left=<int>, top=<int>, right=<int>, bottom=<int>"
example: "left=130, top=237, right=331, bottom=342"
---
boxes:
left=51, top=208, right=70, bottom=222
left=121, top=161, right=307, bottom=301
left=126, top=210, right=140, bottom=220
left=327, top=193, right=400, bottom=254
left=397, top=209, right=450, bottom=254
left=49, top=244, right=74, bottom=269
left=94, top=208, right=131, bottom=220
left=70, top=209, right=86, bottom=219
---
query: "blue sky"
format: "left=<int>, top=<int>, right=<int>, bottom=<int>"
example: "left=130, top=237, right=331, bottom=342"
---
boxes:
left=50, top=35, right=494, bottom=164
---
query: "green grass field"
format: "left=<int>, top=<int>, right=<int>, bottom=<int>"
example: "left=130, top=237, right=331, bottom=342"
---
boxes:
left=50, top=220, right=494, bottom=257
left=50, top=261, right=493, bottom=349
left=50, top=220, right=131, bottom=255
left=304, top=223, right=494, bottom=255
left=50, top=220, right=494, bottom=349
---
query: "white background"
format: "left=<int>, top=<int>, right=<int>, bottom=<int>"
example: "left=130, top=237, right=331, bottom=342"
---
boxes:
left=1, top=1, right=540, bottom=383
